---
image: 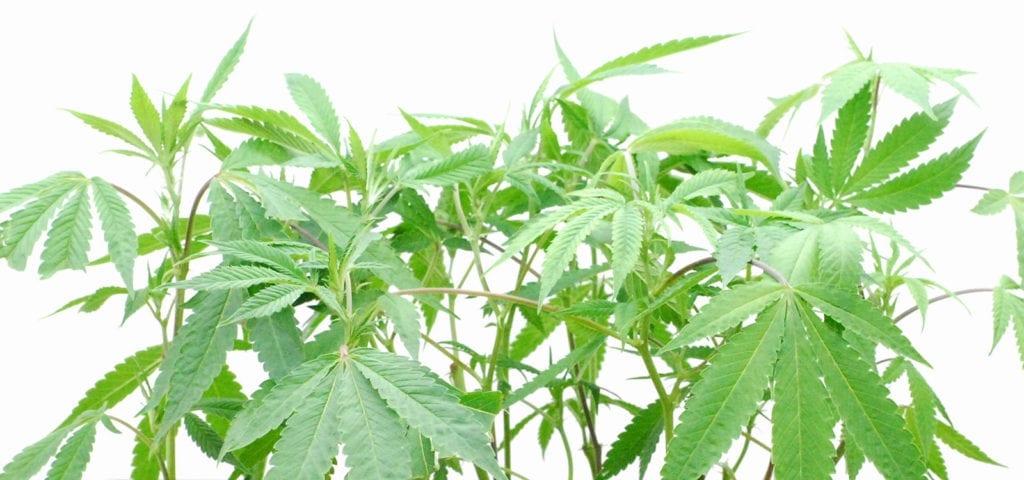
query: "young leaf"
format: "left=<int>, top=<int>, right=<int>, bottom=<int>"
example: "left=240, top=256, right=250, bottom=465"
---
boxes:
left=248, top=308, right=304, bottom=380
left=828, top=83, right=872, bottom=193
left=38, top=186, right=93, bottom=277
left=661, top=298, right=787, bottom=479
left=630, top=116, right=781, bottom=177
left=799, top=302, right=927, bottom=479
left=589, top=34, right=737, bottom=78
left=61, top=345, right=163, bottom=428
left=66, top=111, right=154, bottom=158
left=264, top=366, right=345, bottom=480
left=91, top=178, right=137, bottom=289
left=971, top=189, right=1010, bottom=215
left=0, top=172, right=83, bottom=215
left=130, top=417, right=160, bottom=480
left=599, top=401, right=663, bottom=480
left=200, top=21, right=251, bottom=103
left=757, top=84, right=820, bottom=137
left=540, top=199, right=621, bottom=301
left=772, top=312, right=837, bottom=480
left=182, top=414, right=249, bottom=474
left=172, top=265, right=301, bottom=290
left=285, top=73, right=341, bottom=151
left=207, top=240, right=304, bottom=278
left=814, top=223, right=863, bottom=291
left=223, top=283, right=306, bottom=325
left=667, top=169, right=748, bottom=204
left=879, top=63, right=934, bottom=118
left=0, top=423, right=78, bottom=479
left=44, top=422, right=97, bottom=480
left=713, top=226, right=755, bottom=283
left=611, top=204, right=643, bottom=293
left=506, top=336, right=605, bottom=406
left=379, top=293, right=422, bottom=359
left=934, top=420, right=1002, bottom=466
left=819, top=61, right=877, bottom=122
left=336, top=362, right=411, bottom=480
left=848, top=133, right=982, bottom=213
left=795, top=284, right=927, bottom=364
left=659, top=281, right=785, bottom=352
left=130, top=75, right=162, bottom=151
left=352, top=349, right=506, bottom=480
left=402, top=145, right=493, bottom=187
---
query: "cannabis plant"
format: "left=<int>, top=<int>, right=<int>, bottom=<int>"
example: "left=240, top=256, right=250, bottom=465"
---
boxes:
left=0, top=24, right=1017, bottom=480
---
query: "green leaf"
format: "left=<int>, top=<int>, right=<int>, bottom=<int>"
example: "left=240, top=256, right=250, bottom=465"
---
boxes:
left=971, top=189, right=1010, bottom=215
left=162, top=77, right=190, bottom=152
left=1, top=179, right=81, bottom=270
left=589, top=34, right=737, bottom=77
left=820, top=61, right=877, bottom=122
left=0, top=423, right=77, bottom=480
left=662, top=298, right=786, bottom=479
left=0, top=172, right=83, bottom=215
left=844, top=99, right=955, bottom=194
left=173, top=265, right=301, bottom=290
left=713, top=226, right=755, bottom=283
left=808, top=127, right=832, bottom=197
left=611, top=204, right=643, bottom=293
left=814, top=223, right=863, bottom=291
left=51, top=286, right=127, bottom=315
left=772, top=311, right=837, bottom=480
left=91, top=178, right=137, bottom=289
left=402, top=144, right=493, bottom=187
left=906, top=366, right=937, bottom=456
left=130, top=75, right=162, bottom=151
left=599, top=401, right=663, bottom=480
left=848, top=133, right=981, bottom=213
left=220, top=138, right=293, bottom=170
left=879, top=63, right=934, bottom=118
left=352, top=349, right=506, bottom=480
left=934, top=420, right=1002, bottom=466
left=337, top=362, right=411, bottom=480
left=540, top=200, right=621, bottom=301
left=182, top=413, right=249, bottom=474
left=506, top=336, right=605, bottom=406
left=208, top=240, right=304, bottom=278
left=1010, top=172, right=1024, bottom=194
left=379, top=293, right=422, bottom=359
left=491, top=199, right=601, bottom=270
left=200, top=21, right=251, bottom=103
left=795, top=284, right=927, bottom=364
left=38, top=186, right=92, bottom=277
left=667, top=169, right=748, bottom=204
left=757, top=84, right=820, bottom=137
left=631, top=116, right=781, bottom=177
left=224, top=284, right=306, bottom=325
left=828, top=83, right=872, bottom=193
left=249, top=308, right=304, bottom=380
left=66, top=111, right=154, bottom=158
left=221, top=355, right=337, bottom=454
left=799, top=301, right=926, bottom=480
left=148, top=290, right=243, bottom=440
left=44, top=423, right=96, bottom=480
left=659, top=281, right=785, bottom=353
left=264, top=365, right=345, bottom=480
left=232, top=172, right=360, bottom=243
left=285, top=73, right=341, bottom=151
left=61, top=345, right=163, bottom=428
left=130, top=417, right=159, bottom=480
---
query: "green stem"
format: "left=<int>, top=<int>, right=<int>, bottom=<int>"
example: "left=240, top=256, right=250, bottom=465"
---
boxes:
left=172, top=176, right=215, bottom=334
left=106, top=415, right=172, bottom=480
left=638, top=339, right=675, bottom=445
left=892, top=287, right=992, bottom=323
left=110, top=183, right=170, bottom=234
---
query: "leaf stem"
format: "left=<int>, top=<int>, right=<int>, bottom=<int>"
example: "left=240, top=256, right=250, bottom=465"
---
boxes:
left=105, top=415, right=172, bottom=480
left=955, top=183, right=992, bottom=192
left=110, top=183, right=169, bottom=234
left=172, top=176, right=215, bottom=333
left=892, top=287, right=993, bottom=323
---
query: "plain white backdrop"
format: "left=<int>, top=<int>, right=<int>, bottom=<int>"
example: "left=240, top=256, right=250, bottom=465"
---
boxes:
left=1, top=1, right=1022, bottom=478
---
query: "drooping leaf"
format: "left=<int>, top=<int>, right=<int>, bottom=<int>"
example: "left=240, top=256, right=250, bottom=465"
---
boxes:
left=506, top=336, right=605, bottom=406
left=249, top=308, right=304, bottom=380
left=631, top=116, right=781, bottom=177
left=879, top=63, right=934, bottom=118
left=667, top=169, right=748, bottom=204
left=661, top=298, right=787, bottom=479
left=540, top=199, right=621, bottom=301
left=0, top=172, right=83, bottom=215
left=934, top=420, right=1002, bottom=466
left=200, top=21, right=252, bottom=103
left=798, top=301, right=927, bottom=479
left=264, top=365, right=345, bottom=480
left=906, top=365, right=937, bottom=457
left=352, top=349, right=506, bottom=480
left=336, top=361, right=411, bottom=480
left=38, top=186, right=93, bottom=277
left=285, top=73, right=341, bottom=151
left=182, top=413, right=249, bottom=475
left=599, top=401, right=663, bottom=480
left=1, top=179, right=82, bottom=270
left=659, top=281, right=785, bottom=352
left=61, top=345, right=162, bottom=428
left=91, top=178, right=137, bottom=289
left=207, top=240, right=304, bottom=278
left=129, top=417, right=159, bottom=480
left=820, top=61, right=877, bottom=122
left=971, top=189, right=1010, bottom=215
left=44, top=422, right=97, bottom=480
left=402, top=145, right=493, bottom=187
left=848, top=133, right=982, bottom=213
left=224, top=283, right=306, bottom=325
left=172, top=265, right=301, bottom=290
left=713, top=226, right=755, bottom=283
left=611, top=204, right=643, bottom=293
left=379, top=293, right=422, bottom=359
left=66, top=111, right=154, bottom=158
left=0, top=423, right=78, bottom=479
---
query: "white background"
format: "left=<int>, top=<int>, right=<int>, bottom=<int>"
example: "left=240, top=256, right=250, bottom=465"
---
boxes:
left=2, top=1, right=1023, bottom=479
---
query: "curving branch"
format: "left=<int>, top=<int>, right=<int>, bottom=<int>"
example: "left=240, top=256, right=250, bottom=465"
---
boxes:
left=892, top=287, right=993, bottom=323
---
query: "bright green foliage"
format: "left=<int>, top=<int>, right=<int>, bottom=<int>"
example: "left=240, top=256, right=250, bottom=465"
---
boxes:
left=2, top=25, right=1015, bottom=480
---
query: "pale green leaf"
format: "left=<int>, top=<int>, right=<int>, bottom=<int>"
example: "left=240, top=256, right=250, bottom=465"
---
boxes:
left=820, top=61, right=877, bottom=122
left=796, top=284, right=927, bottom=364
left=903, top=277, right=931, bottom=322
left=598, top=401, right=662, bottom=480
left=0, top=423, right=77, bottom=480
left=829, top=83, right=872, bottom=193
left=934, top=420, right=1002, bottom=466
left=772, top=311, right=837, bottom=480
left=285, top=73, right=341, bottom=151
left=631, top=116, right=780, bottom=176
left=50, top=286, right=126, bottom=315
left=659, top=281, right=785, bottom=352
left=1010, top=172, right=1024, bottom=194
left=1016, top=209, right=1024, bottom=281
left=66, top=111, right=154, bottom=158
left=352, top=349, right=506, bottom=480
left=661, top=299, right=786, bottom=479
left=379, top=293, right=422, bottom=359
left=971, top=189, right=1010, bottom=215
left=264, top=366, right=345, bottom=480
left=207, top=240, right=304, bottom=278
left=61, top=345, right=162, bottom=428
left=611, top=204, right=643, bottom=293
left=589, top=34, right=737, bottom=77
left=221, top=355, right=337, bottom=454
left=402, top=145, right=493, bottom=187
left=757, top=84, right=820, bottom=137
left=503, top=129, right=539, bottom=166
left=162, top=77, right=190, bottom=152
left=492, top=201, right=590, bottom=270
left=540, top=200, right=621, bottom=301
left=0, top=172, right=83, bottom=215
left=799, top=302, right=927, bottom=479
left=129, top=417, right=159, bottom=480
left=848, top=133, right=981, bottom=213
left=844, top=99, right=955, bottom=194
left=337, top=362, right=411, bottom=480
left=713, top=226, right=755, bottom=283
left=91, top=178, right=137, bottom=289
left=766, top=227, right=819, bottom=285
left=233, top=172, right=360, bottom=243
left=1, top=179, right=81, bottom=270
left=39, top=186, right=93, bottom=277
left=130, top=75, right=162, bottom=150
left=249, top=308, right=304, bottom=380
left=172, top=265, right=301, bottom=290
left=44, top=423, right=96, bottom=480
left=509, top=312, right=561, bottom=362
left=906, top=366, right=937, bottom=456
left=224, top=182, right=284, bottom=240
left=667, top=169, right=748, bottom=204
left=224, top=284, right=306, bottom=325
left=220, top=138, right=292, bottom=170
left=182, top=413, right=249, bottom=474
left=506, top=336, right=605, bottom=406
left=815, top=223, right=863, bottom=290
left=809, top=127, right=832, bottom=197
left=200, top=21, right=251, bottom=103
left=879, top=63, right=934, bottom=118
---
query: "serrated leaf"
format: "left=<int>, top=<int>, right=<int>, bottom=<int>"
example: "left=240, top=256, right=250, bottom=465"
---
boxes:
left=66, top=111, right=154, bottom=158
left=934, top=420, right=1002, bottom=465
left=599, top=401, right=662, bottom=480
left=148, top=290, right=243, bottom=440
left=661, top=298, right=786, bottom=480
left=506, top=335, right=605, bottom=406
left=232, top=172, right=360, bottom=243
left=200, top=21, right=251, bottom=103
left=757, top=84, right=820, bottom=137
left=772, top=312, right=837, bottom=480
left=173, top=265, right=301, bottom=290
left=249, top=308, right=304, bottom=380
left=208, top=240, right=304, bottom=278
left=714, top=226, right=755, bottom=283
left=611, top=205, right=643, bottom=293
left=796, top=284, right=927, bottom=364
left=162, top=77, right=190, bottom=152
left=352, top=349, right=506, bottom=480
left=129, top=417, right=159, bottom=480
left=1010, top=172, right=1024, bottom=194
left=491, top=199, right=604, bottom=270
left=815, top=223, right=863, bottom=290
left=844, top=99, right=955, bottom=194
left=879, top=63, right=934, bottom=118
left=667, top=169, right=748, bottom=204
left=631, top=116, right=781, bottom=177
left=182, top=413, right=249, bottom=474
left=337, top=362, right=411, bottom=480
left=221, top=355, right=337, bottom=454
left=829, top=83, right=872, bottom=193
left=906, top=366, right=937, bottom=456
left=1, top=179, right=81, bottom=270
left=903, top=277, right=931, bottom=322
left=659, top=281, right=785, bottom=352
left=402, top=145, right=493, bottom=187
left=51, top=286, right=126, bottom=315
left=820, top=61, right=877, bottom=122
left=38, top=186, right=92, bottom=277
left=91, top=178, right=137, bottom=289
left=224, top=284, right=306, bottom=325
left=0, top=423, right=77, bottom=480
left=285, top=73, right=341, bottom=151
left=264, top=365, right=345, bottom=480
left=220, top=138, right=292, bottom=170
left=44, top=422, right=96, bottom=480
left=540, top=200, right=621, bottom=301
left=848, top=133, right=981, bottom=213
left=971, top=189, right=1010, bottom=215
left=589, top=34, right=737, bottom=77
left=379, top=293, right=422, bottom=359
left=130, top=75, right=162, bottom=151
left=61, top=345, right=162, bottom=428
left=0, top=172, right=83, bottom=215
left=799, top=301, right=926, bottom=479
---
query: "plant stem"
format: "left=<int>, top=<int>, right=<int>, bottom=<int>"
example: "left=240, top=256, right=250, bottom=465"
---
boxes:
left=892, top=287, right=993, bottom=323
left=172, top=176, right=214, bottom=334
left=639, top=339, right=675, bottom=445
left=106, top=415, right=172, bottom=480
left=110, top=183, right=170, bottom=234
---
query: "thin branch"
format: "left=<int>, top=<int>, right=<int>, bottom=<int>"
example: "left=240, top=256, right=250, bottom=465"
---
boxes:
left=955, top=183, right=992, bottom=192
left=892, top=287, right=993, bottom=323
left=106, top=414, right=172, bottom=480
left=290, top=224, right=329, bottom=250
left=750, top=260, right=790, bottom=288
left=110, top=183, right=168, bottom=232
